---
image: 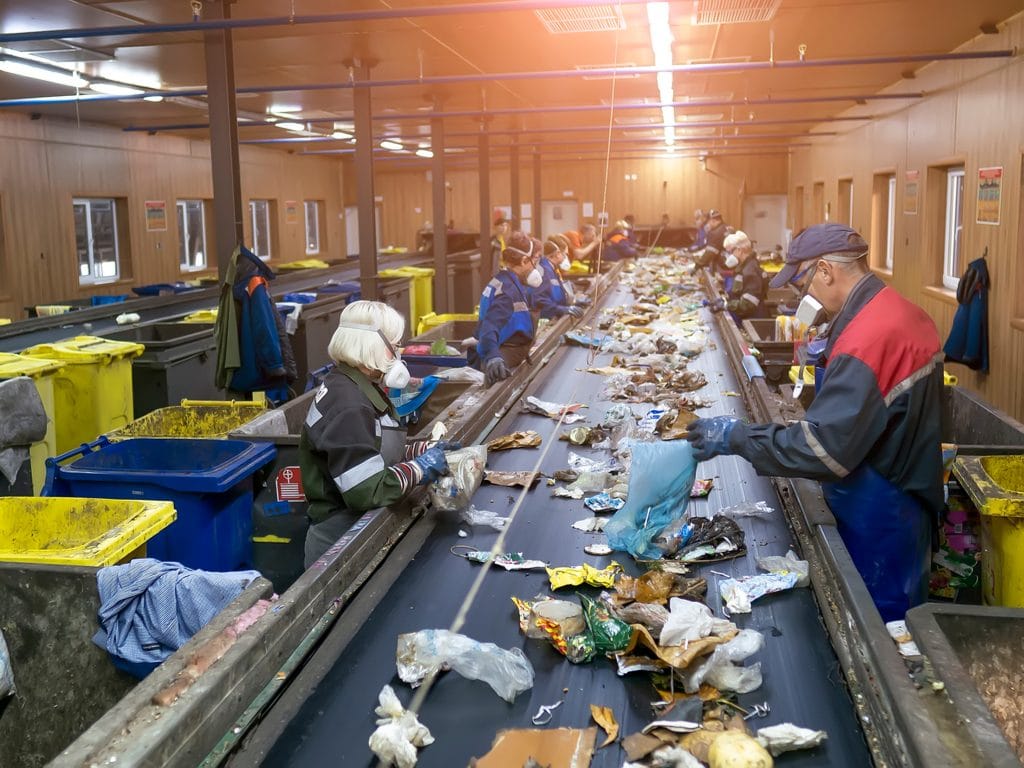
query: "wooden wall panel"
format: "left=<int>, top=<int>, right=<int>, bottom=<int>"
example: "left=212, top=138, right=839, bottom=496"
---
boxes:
left=788, top=14, right=1024, bottom=422
left=0, top=113, right=344, bottom=319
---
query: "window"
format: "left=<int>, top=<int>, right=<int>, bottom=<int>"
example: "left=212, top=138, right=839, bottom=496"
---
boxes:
left=885, top=176, right=896, bottom=271
left=838, top=178, right=853, bottom=225
left=942, top=167, right=965, bottom=290
left=304, top=200, right=322, bottom=255
left=249, top=199, right=272, bottom=260
left=177, top=200, right=207, bottom=271
left=74, top=198, right=120, bottom=283
left=870, top=173, right=897, bottom=271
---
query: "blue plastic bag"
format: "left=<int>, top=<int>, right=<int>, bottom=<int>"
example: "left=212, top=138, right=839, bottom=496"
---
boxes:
left=605, top=440, right=698, bottom=559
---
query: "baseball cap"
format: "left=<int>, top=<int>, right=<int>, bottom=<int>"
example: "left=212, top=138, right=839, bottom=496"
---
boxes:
left=770, top=223, right=869, bottom=288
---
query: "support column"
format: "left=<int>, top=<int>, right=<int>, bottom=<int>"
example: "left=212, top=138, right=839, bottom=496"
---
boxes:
left=478, top=129, right=493, bottom=273
left=509, top=139, right=520, bottom=231
left=533, top=150, right=542, bottom=240
left=203, top=0, right=243, bottom=282
left=431, top=116, right=449, bottom=313
left=353, top=63, right=378, bottom=300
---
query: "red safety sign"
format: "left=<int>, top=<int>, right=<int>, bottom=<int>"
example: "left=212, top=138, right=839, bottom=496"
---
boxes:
left=275, top=466, right=306, bottom=502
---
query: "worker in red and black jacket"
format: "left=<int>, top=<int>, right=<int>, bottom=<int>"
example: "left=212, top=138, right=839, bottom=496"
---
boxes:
left=687, top=223, right=944, bottom=622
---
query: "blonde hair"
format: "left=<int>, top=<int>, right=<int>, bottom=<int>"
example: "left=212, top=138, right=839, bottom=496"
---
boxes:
left=724, top=230, right=752, bottom=254
left=327, top=300, right=405, bottom=372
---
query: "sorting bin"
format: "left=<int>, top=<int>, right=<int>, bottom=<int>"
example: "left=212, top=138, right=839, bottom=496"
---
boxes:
left=0, top=353, right=63, bottom=494
left=380, top=266, right=435, bottom=332
left=131, top=282, right=200, bottom=296
left=20, top=336, right=143, bottom=454
left=104, top=322, right=222, bottom=417
left=275, top=292, right=352, bottom=386
left=319, top=281, right=361, bottom=303
left=447, top=251, right=483, bottom=314
left=45, top=436, right=276, bottom=572
left=105, top=399, right=267, bottom=440
left=742, top=317, right=798, bottom=384
left=415, top=311, right=478, bottom=338
left=181, top=308, right=219, bottom=323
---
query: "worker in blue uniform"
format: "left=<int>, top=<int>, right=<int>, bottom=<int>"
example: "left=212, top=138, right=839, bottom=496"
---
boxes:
left=469, top=231, right=544, bottom=387
left=533, top=237, right=585, bottom=321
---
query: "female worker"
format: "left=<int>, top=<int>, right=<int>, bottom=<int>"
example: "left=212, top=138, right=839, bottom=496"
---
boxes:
left=469, top=231, right=543, bottom=387
left=533, top=237, right=585, bottom=321
left=708, top=230, right=769, bottom=321
left=299, top=301, right=455, bottom=567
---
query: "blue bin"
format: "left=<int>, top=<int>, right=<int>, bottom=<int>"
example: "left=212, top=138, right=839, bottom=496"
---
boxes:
left=44, top=437, right=276, bottom=572
left=282, top=292, right=318, bottom=304
left=91, top=294, right=129, bottom=306
left=132, top=283, right=200, bottom=297
left=319, top=281, right=361, bottom=304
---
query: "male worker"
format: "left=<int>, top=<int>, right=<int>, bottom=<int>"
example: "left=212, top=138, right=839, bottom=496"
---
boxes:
left=695, top=209, right=728, bottom=271
left=563, top=223, right=600, bottom=267
left=604, top=220, right=639, bottom=261
left=490, top=216, right=511, bottom=273
left=686, top=223, right=943, bottom=622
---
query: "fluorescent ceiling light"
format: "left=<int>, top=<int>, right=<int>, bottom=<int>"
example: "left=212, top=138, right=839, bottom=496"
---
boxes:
left=380, top=139, right=404, bottom=151
left=277, top=121, right=306, bottom=132
left=415, top=149, right=434, bottom=158
left=0, top=58, right=89, bottom=88
left=143, top=95, right=165, bottom=102
left=270, top=104, right=301, bottom=113
left=331, top=130, right=353, bottom=140
left=90, top=82, right=144, bottom=96
left=647, top=2, right=675, bottom=146
left=661, top=105, right=675, bottom=125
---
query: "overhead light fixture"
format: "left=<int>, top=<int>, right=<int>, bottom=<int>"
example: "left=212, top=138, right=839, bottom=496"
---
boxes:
left=0, top=57, right=89, bottom=88
left=380, top=139, right=404, bottom=151
left=143, top=95, right=165, bottom=103
left=415, top=149, right=434, bottom=158
left=89, top=82, right=144, bottom=96
left=331, top=130, right=353, bottom=140
left=647, top=3, right=676, bottom=147
left=277, top=121, right=306, bottom=132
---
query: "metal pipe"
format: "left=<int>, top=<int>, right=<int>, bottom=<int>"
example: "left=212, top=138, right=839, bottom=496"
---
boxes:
left=302, top=142, right=810, bottom=160
left=2, top=47, right=1007, bottom=108
left=0, top=0, right=652, bottom=44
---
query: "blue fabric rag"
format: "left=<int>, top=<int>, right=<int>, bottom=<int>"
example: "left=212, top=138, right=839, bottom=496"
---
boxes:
left=93, top=558, right=261, bottom=665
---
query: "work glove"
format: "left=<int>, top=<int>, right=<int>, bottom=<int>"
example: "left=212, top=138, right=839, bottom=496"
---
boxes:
left=410, top=445, right=450, bottom=486
left=431, top=440, right=463, bottom=452
left=575, top=294, right=592, bottom=306
left=685, top=416, right=739, bottom=462
left=567, top=305, right=585, bottom=319
left=485, top=356, right=511, bottom=387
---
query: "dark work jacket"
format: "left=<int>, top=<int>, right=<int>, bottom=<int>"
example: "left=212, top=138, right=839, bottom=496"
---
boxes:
left=729, top=274, right=945, bottom=516
left=943, top=256, right=989, bottom=373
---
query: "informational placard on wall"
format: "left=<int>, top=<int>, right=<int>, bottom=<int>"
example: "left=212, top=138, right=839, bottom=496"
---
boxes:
left=144, top=200, right=167, bottom=232
left=582, top=202, right=594, bottom=218
left=976, top=166, right=1002, bottom=225
left=285, top=200, right=299, bottom=224
left=903, top=170, right=919, bottom=215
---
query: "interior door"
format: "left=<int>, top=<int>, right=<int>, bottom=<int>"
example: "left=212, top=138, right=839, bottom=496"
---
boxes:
left=540, top=200, right=579, bottom=240
left=741, top=195, right=789, bottom=252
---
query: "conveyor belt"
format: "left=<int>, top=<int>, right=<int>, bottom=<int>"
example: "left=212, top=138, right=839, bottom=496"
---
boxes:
left=236, top=282, right=869, bottom=766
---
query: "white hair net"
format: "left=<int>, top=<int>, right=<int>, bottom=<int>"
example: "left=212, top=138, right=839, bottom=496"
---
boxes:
left=327, top=300, right=405, bottom=373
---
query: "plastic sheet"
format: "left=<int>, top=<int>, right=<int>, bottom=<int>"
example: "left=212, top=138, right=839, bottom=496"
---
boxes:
left=719, top=500, right=774, bottom=518
left=757, top=549, right=810, bottom=588
left=368, top=685, right=434, bottom=768
left=682, top=630, right=764, bottom=694
left=430, top=445, right=487, bottom=512
left=756, top=723, right=828, bottom=756
left=460, top=505, right=508, bottom=530
left=605, top=440, right=697, bottom=559
left=395, top=629, right=534, bottom=703
left=719, top=571, right=800, bottom=614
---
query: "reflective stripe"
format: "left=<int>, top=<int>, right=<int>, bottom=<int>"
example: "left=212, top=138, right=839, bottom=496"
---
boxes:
left=800, top=420, right=850, bottom=478
left=487, top=278, right=503, bottom=293
left=379, top=414, right=400, bottom=428
left=512, top=301, right=529, bottom=312
left=306, top=400, right=323, bottom=427
left=335, top=454, right=386, bottom=492
left=884, top=352, right=944, bottom=407
left=374, top=419, right=381, bottom=437
left=741, top=292, right=761, bottom=306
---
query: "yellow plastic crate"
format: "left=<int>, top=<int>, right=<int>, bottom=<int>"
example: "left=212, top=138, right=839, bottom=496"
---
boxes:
left=181, top=308, right=219, bottom=323
left=381, top=266, right=436, bottom=330
left=416, top=311, right=478, bottom=337
left=954, top=454, right=1024, bottom=606
left=106, top=399, right=268, bottom=440
left=276, top=259, right=330, bottom=270
left=0, top=353, right=64, bottom=494
left=0, top=497, right=175, bottom=567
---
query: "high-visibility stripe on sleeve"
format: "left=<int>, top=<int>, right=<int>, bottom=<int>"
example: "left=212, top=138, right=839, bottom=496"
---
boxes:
left=335, top=454, right=385, bottom=492
left=800, top=420, right=850, bottom=478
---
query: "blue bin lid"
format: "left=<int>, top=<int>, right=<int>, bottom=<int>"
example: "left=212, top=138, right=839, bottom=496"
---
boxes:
left=56, top=438, right=276, bottom=493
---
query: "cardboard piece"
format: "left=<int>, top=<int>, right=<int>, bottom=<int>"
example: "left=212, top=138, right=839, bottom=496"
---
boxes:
left=473, top=726, right=597, bottom=768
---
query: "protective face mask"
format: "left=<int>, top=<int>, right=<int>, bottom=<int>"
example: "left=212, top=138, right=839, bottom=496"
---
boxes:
left=795, top=294, right=825, bottom=327
left=382, top=356, right=411, bottom=389
left=724, top=252, right=739, bottom=269
left=526, top=267, right=544, bottom=288
left=559, top=257, right=571, bottom=271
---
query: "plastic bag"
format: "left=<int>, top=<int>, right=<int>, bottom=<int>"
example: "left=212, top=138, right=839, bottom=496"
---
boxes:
left=605, top=440, right=697, bottom=559
left=720, top=571, right=800, bottom=614
left=719, top=500, right=774, bottom=518
left=0, top=628, right=14, bottom=698
left=580, top=595, right=632, bottom=654
left=368, top=684, right=434, bottom=768
left=756, top=723, right=828, bottom=756
left=681, top=630, right=764, bottom=694
left=432, top=365, right=485, bottom=384
left=757, top=549, right=810, bottom=588
left=430, top=445, right=487, bottom=512
left=396, top=629, right=534, bottom=703
left=460, top=505, right=507, bottom=530
left=659, top=598, right=732, bottom=646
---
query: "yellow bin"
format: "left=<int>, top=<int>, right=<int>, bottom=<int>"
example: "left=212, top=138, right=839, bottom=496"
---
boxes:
left=0, top=353, right=65, bottom=494
left=954, top=454, right=1024, bottom=606
left=416, top=311, right=478, bottom=337
left=0, top=496, right=176, bottom=567
left=21, top=336, right=144, bottom=453
left=381, top=266, right=435, bottom=331
left=105, top=399, right=268, bottom=440
left=181, top=308, right=219, bottom=323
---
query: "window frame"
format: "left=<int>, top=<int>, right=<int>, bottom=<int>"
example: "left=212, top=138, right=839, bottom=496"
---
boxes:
left=885, top=175, right=896, bottom=271
left=304, top=199, right=321, bottom=256
left=942, top=167, right=965, bottom=290
left=249, top=199, right=273, bottom=260
left=176, top=199, right=208, bottom=272
left=73, top=197, right=121, bottom=285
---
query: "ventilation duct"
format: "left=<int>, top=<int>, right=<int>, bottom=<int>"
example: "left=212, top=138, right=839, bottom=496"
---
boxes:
left=535, top=5, right=625, bottom=33
left=691, top=0, right=781, bottom=25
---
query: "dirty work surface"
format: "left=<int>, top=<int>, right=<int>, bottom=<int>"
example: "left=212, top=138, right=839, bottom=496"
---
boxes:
left=253, top=283, right=870, bottom=767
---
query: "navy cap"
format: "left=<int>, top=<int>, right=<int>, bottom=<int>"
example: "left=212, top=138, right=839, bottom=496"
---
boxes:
left=770, top=223, right=869, bottom=288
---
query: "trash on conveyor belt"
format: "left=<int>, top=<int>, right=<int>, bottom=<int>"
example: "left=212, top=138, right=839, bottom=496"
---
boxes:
left=719, top=500, right=774, bottom=518
left=756, top=722, right=828, bottom=756
left=559, top=425, right=610, bottom=446
left=571, top=516, right=606, bottom=532
left=522, top=395, right=588, bottom=423
left=757, top=549, right=810, bottom=587
left=482, top=469, right=541, bottom=488
left=673, top=515, right=747, bottom=562
left=368, top=685, right=434, bottom=768
left=471, top=727, right=597, bottom=767
left=590, top=704, right=619, bottom=747
left=450, top=546, right=547, bottom=571
left=428, top=445, right=486, bottom=512
left=583, top=492, right=623, bottom=513
left=611, top=571, right=707, bottom=606
left=459, top=505, right=508, bottom=530
left=547, top=561, right=623, bottom=590
left=691, top=478, right=715, bottom=497
left=564, top=330, right=606, bottom=348
left=486, top=430, right=542, bottom=451
left=395, top=629, right=534, bottom=703
left=719, top=571, right=802, bottom=615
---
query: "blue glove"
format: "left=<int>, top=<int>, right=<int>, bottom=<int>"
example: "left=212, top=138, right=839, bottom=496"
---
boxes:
left=411, top=445, right=449, bottom=486
left=485, top=356, right=511, bottom=387
left=567, top=305, right=585, bottom=319
left=432, top=440, right=462, bottom=452
left=685, top=416, right=739, bottom=461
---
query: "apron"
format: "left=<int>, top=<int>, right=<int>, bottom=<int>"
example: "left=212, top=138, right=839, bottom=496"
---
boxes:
left=303, top=416, right=407, bottom=568
left=823, top=464, right=931, bottom=622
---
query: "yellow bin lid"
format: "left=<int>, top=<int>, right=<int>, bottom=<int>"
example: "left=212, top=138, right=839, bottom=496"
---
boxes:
left=0, top=352, right=64, bottom=378
left=181, top=309, right=219, bottom=323
left=22, top=335, right=145, bottom=364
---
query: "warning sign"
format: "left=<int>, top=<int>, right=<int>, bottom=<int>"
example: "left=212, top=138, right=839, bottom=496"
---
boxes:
left=275, top=467, right=306, bottom=502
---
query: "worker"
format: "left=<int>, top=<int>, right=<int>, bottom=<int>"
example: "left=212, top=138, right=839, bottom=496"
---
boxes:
left=707, top=230, right=768, bottom=321
left=299, top=300, right=456, bottom=567
left=695, top=209, right=729, bottom=272
left=603, top=220, right=639, bottom=262
left=689, top=208, right=708, bottom=251
left=489, top=216, right=511, bottom=273
left=469, top=231, right=543, bottom=387
left=686, top=223, right=943, bottom=622
left=533, top=237, right=585, bottom=320
left=563, top=223, right=600, bottom=267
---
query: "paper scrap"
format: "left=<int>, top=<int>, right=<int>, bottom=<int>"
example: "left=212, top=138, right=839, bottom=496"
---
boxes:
left=590, top=705, right=619, bottom=747
left=473, top=727, right=597, bottom=768
left=487, top=430, right=542, bottom=451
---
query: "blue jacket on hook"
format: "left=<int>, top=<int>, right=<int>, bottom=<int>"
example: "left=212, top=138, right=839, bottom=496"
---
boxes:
left=944, top=256, right=989, bottom=374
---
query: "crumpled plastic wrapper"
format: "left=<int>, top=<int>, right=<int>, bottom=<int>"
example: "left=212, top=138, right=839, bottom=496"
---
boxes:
left=660, top=598, right=735, bottom=646
left=396, top=629, right=534, bottom=703
left=607, top=599, right=670, bottom=634
left=613, top=572, right=707, bottom=607
left=719, top=571, right=801, bottom=614
left=430, top=445, right=486, bottom=512
left=756, top=723, right=828, bottom=755
left=523, top=395, right=588, bottom=423
left=547, top=562, right=623, bottom=590
left=484, top=470, right=541, bottom=489
left=681, top=629, right=764, bottom=694
left=487, top=431, right=542, bottom=451
left=720, top=500, right=774, bottom=518
left=460, top=505, right=508, bottom=530
left=368, top=685, right=434, bottom=768
left=572, top=516, right=607, bottom=532
left=757, top=549, right=810, bottom=588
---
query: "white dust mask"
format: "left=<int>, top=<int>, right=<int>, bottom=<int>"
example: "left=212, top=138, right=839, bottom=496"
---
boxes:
left=526, top=267, right=544, bottom=288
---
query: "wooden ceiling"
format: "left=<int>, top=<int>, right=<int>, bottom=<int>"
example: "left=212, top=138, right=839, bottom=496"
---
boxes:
left=1, top=0, right=1022, bottom=165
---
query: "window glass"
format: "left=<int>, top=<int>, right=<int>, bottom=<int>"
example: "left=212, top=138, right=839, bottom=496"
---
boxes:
left=250, top=200, right=271, bottom=259
left=74, top=198, right=120, bottom=283
left=177, top=200, right=207, bottom=270
left=943, top=168, right=965, bottom=290
left=885, top=175, right=896, bottom=271
left=304, top=200, right=320, bottom=255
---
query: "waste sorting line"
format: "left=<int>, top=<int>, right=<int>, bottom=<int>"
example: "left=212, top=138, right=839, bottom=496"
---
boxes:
left=235, top=266, right=870, bottom=766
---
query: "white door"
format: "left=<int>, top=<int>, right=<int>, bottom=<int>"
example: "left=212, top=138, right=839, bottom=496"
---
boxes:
left=540, top=200, right=579, bottom=240
left=344, top=205, right=383, bottom=258
left=742, top=195, right=789, bottom=252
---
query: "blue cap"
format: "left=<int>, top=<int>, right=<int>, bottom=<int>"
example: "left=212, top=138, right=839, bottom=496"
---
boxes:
left=770, top=223, right=869, bottom=288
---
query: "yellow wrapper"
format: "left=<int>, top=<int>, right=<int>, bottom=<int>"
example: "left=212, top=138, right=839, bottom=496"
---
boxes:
left=547, top=561, right=623, bottom=590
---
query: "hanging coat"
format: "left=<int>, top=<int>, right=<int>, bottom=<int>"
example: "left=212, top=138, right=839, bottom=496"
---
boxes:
left=943, top=256, right=989, bottom=374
